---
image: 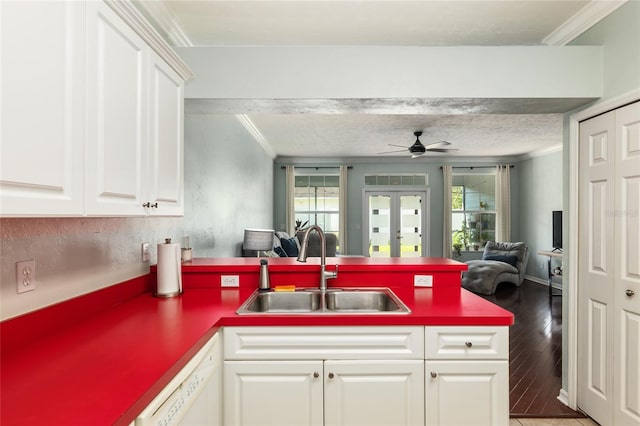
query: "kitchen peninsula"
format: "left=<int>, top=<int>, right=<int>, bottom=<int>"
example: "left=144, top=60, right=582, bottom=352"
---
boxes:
left=1, top=257, right=513, bottom=425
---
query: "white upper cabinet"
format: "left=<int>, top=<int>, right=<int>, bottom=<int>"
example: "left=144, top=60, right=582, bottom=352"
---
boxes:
left=0, top=1, right=85, bottom=216
left=0, top=0, right=190, bottom=217
left=85, top=1, right=149, bottom=216
left=147, top=51, right=184, bottom=215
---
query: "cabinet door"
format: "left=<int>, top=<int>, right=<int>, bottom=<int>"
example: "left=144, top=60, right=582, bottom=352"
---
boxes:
left=324, top=360, right=424, bottom=426
left=224, top=360, right=323, bottom=426
left=425, top=360, right=508, bottom=426
left=0, top=0, right=84, bottom=216
left=147, top=51, right=184, bottom=216
left=85, top=1, right=148, bottom=216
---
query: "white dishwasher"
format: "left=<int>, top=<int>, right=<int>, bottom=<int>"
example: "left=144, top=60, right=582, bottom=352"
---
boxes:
left=136, top=333, right=221, bottom=426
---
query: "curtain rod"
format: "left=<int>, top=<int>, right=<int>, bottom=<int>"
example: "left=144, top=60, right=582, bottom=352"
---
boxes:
left=439, top=165, right=514, bottom=170
left=280, top=166, right=353, bottom=170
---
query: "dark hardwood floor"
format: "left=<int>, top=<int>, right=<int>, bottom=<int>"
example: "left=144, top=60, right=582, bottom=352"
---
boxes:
left=478, top=279, right=584, bottom=418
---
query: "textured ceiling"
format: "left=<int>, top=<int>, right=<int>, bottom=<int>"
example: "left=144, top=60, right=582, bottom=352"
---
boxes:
left=135, top=0, right=591, bottom=47
left=137, top=0, right=619, bottom=159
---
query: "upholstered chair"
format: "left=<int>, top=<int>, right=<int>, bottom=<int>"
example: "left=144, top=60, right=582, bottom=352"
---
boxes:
left=461, top=241, right=529, bottom=295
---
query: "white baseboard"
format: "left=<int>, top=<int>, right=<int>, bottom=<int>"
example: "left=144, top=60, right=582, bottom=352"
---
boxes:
left=557, top=388, right=572, bottom=408
left=524, top=274, right=563, bottom=290
left=524, top=274, right=547, bottom=285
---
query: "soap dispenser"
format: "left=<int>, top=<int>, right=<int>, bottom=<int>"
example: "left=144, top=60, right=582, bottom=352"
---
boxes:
left=258, top=259, right=271, bottom=291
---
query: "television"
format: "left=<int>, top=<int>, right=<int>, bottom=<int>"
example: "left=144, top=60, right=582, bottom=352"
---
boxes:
left=552, top=210, right=562, bottom=251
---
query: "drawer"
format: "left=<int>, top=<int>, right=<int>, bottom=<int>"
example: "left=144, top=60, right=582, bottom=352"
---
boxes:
left=425, top=326, right=508, bottom=360
left=223, top=326, right=424, bottom=360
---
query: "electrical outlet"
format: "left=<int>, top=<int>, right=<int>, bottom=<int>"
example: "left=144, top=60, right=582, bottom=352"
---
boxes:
left=221, top=275, right=240, bottom=287
left=414, top=275, right=433, bottom=287
left=141, top=242, right=150, bottom=262
left=16, top=260, right=36, bottom=293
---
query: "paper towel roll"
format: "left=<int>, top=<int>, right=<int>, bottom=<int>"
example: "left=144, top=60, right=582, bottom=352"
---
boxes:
left=156, top=240, right=183, bottom=297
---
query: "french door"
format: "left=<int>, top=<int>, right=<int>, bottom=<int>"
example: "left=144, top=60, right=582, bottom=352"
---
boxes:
left=364, top=190, right=428, bottom=258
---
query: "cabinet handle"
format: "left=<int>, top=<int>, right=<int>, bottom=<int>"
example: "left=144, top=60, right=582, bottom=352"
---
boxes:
left=142, top=202, right=150, bottom=208
left=313, top=372, right=319, bottom=379
left=328, top=373, right=334, bottom=379
left=465, top=341, right=473, bottom=348
left=150, top=202, right=158, bottom=208
left=430, top=372, right=437, bottom=378
left=626, top=289, right=635, bottom=297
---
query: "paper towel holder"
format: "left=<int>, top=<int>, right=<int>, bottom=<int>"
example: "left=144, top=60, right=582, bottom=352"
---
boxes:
left=155, top=238, right=183, bottom=298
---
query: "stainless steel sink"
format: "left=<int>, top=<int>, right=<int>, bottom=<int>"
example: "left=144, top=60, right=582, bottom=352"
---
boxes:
left=236, top=288, right=410, bottom=315
left=325, top=289, right=409, bottom=313
left=239, top=290, right=322, bottom=313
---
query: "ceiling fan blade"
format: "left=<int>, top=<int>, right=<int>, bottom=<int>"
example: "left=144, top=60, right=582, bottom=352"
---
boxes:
left=387, top=144, right=410, bottom=148
left=411, top=152, right=426, bottom=159
left=377, top=149, right=408, bottom=154
left=425, top=148, right=459, bottom=153
left=423, top=140, right=451, bottom=148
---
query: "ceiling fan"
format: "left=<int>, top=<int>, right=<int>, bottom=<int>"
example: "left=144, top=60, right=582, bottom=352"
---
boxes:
left=379, top=131, right=458, bottom=158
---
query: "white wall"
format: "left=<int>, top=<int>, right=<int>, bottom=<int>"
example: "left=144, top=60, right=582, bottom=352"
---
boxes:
left=176, top=46, right=602, bottom=99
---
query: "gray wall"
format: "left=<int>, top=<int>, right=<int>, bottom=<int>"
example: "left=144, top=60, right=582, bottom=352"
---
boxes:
left=517, top=149, right=563, bottom=282
left=183, top=114, right=274, bottom=257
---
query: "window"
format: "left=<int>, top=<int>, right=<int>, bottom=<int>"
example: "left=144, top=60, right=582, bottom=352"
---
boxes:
left=294, top=174, right=340, bottom=250
left=451, top=174, right=496, bottom=251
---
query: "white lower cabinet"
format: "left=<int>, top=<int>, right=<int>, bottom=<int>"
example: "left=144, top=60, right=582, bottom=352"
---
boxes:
left=221, top=325, right=509, bottom=426
left=324, top=360, right=424, bottom=426
left=223, top=360, right=323, bottom=426
left=223, top=326, right=425, bottom=426
left=424, top=326, right=509, bottom=426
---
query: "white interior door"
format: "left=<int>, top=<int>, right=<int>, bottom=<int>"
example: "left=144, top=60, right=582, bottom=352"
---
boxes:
left=612, top=102, right=640, bottom=426
left=578, top=101, right=640, bottom=426
left=364, top=190, right=427, bottom=257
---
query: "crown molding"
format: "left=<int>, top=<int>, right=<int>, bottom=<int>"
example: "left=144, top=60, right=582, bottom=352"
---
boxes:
left=517, top=143, right=563, bottom=160
left=129, top=0, right=193, bottom=47
left=543, top=0, right=628, bottom=46
left=236, top=115, right=277, bottom=159
left=104, top=0, right=194, bottom=80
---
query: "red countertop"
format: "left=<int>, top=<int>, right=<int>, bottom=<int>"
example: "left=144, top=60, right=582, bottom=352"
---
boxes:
left=1, top=257, right=513, bottom=425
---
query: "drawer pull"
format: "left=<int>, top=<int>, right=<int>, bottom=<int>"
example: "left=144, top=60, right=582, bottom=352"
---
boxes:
left=430, top=372, right=437, bottom=378
left=313, top=372, right=319, bottom=378
left=465, top=341, right=473, bottom=348
left=626, top=289, right=635, bottom=297
left=328, top=373, right=334, bottom=379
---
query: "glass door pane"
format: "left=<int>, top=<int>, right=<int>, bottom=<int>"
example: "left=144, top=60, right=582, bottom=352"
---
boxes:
left=400, top=194, right=422, bottom=257
left=368, top=195, right=391, bottom=257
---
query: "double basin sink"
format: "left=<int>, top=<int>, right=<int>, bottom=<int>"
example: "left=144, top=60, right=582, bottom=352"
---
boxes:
left=236, top=287, right=410, bottom=315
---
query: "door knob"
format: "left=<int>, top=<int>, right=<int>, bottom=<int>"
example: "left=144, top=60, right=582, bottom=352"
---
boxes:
left=328, top=373, right=334, bottom=379
left=465, top=342, right=473, bottom=348
left=430, top=372, right=437, bottom=378
left=313, top=372, right=319, bottom=378
left=626, top=289, right=635, bottom=297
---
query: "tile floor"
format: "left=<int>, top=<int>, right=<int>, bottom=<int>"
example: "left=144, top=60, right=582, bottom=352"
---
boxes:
left=511, top=418, right=599, bottom=426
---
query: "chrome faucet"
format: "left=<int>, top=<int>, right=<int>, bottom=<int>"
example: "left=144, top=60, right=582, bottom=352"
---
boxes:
left=296, top=225, right=338, bottom=291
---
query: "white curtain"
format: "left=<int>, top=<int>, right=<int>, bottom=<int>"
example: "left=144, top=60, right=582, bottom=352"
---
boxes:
left=285, top=165, right=295, bottom=235
left=495, top=164, right=511, bottom=242
left=339, top=165, right=349, bottom=254
left=442, top=165, right=453, bottom=258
